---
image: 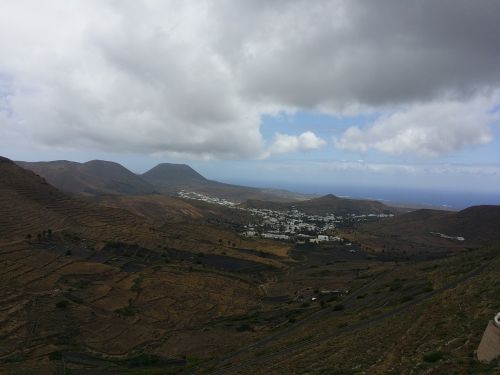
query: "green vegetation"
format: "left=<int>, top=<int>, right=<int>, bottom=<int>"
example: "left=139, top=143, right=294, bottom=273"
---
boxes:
left=106, top=240, right=126, bottom=249
left=132, top=273, right=144, bottom=291
left=127, top=354, right=160, bottom=368
left=400, top=295, right=413, bottom=303
left=422, top=351, right=445, bottom=363
left=115, top=306, right=136, bottom=317
left=236, top=323, right=253, bottom=332
left=73, top=280, right=90, bottom=289
left=48, top=351, right=62, bottom=361
left=389, top=278, right=403, bottom=291
left=56, top=300, right=69, bottom=309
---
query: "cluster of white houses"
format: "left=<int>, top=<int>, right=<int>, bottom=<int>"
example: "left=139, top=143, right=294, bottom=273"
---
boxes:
left=178, top=190, right=392, bottom=244
left=241, top=206, right=394, bottom=244
left=178, top=190, right=238, bottom=207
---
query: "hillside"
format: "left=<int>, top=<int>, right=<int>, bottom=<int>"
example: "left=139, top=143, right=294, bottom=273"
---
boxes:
left=17, top=159, right=156, bottom=196
left=0, top=157, right=161, bottom=242
left=0, top=156, right=292, bottom=372
left=141, top=163, right=310, bottom=202
left=340, top=205, right=500, bottom=258
left=0, top=155, right=498, bottom=374
left=141, top=162, right=207, bottom=186
left=16, top=159, right=309, bottom=202
left=359, top=205, right=500, bottom=243
left=90, top=194, right=255, bottom=226
left=242, top=194, right=398, bottom=215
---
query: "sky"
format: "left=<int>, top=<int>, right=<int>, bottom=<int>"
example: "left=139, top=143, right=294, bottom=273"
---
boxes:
left=0, top=0, right=499, bottom=199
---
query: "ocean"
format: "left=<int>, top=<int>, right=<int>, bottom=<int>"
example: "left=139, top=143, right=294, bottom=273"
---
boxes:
left=281, top=184, right=500, bottom=210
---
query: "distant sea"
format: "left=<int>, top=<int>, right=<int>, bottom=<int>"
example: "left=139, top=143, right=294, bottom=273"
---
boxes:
left=225, top=179, right=500, bottom=210
left=277, top=184, right=500, bottom=210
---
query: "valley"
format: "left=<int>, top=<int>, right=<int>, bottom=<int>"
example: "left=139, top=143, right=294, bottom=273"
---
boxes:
left=0, top=156, right=498, bottom=374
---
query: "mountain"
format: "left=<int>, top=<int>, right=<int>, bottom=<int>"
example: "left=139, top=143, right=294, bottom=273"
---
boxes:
left=141, top=162, right=206, bottom=186
left=342, top=205, right=500, bottom=257
left=359, top=205, right=500, bottom=243
left=16, top=159, right=309, bottom=202
left=242, top=193, right=398, bottom=215
left=17, top=159, right=156, bottom=196
left=0, top=156, right=156, bottom=241
left=141, top=163, right=310, bottom=202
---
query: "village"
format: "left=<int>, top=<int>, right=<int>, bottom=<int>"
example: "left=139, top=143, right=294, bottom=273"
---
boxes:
left=178, top=190, right=393, bottom=244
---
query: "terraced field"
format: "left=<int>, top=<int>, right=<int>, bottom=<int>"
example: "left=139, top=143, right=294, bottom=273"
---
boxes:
left=0, top=157, right=498, bottom=374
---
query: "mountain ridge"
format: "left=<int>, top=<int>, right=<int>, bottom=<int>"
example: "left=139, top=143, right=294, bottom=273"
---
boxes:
left=17, top=159, right=309, bottom=202
left=17, top=159, right=156, bottom=196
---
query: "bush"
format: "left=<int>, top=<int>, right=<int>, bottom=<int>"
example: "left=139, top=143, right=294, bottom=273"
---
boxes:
left=400, top=295, right=413, bottom=303
left=423, top=351, right=444, bottom=363
left=48, top=351, right=62, bottom=361
left=127, top=354, right=160, bottom=368
left=56, top=300, right=68, bottom=309
left=333, top=304, right=345, bottom=311
left=236, top=323, right=253, bottom=332
left=105, top=241, right=125, bottom=249
left=131, top=273, right=144, bottom=291
left=115, top=306, right=135, bottom=317
left=389, top=279, right=403, bottom=291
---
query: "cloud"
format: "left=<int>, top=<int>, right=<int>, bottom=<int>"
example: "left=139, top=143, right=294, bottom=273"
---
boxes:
left=334, top=95, right=499, bottom=156
left=0, top=0, right=499, bottom=158
left=268, top=131, right=326, bottom=155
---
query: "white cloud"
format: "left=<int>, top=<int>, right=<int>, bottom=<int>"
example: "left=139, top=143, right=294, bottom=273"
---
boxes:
left=268, top=131, right=326, bottom=155
left=0, top=0, right=499, bottom=159
left=334, top=95, right=499, bottom=157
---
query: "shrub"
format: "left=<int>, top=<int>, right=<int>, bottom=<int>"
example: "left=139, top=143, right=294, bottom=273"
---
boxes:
left=236, top=323, right=253, bottom=332
left=401, top=295, right=413, bottom=303
left=127, top=354, right=160, bottom=368
left=333, top=304, right=345, bottom=311
left=131, top=273, right=144, bottom=291
left=49, top=351, right=62, bottom=361
left=105, top=241, right=125, bottom=249
left=115, top=306, right=135, bottom=317
left=423, top=351, right=444, bottom=363
left=56, top=300, right=68, bottom=309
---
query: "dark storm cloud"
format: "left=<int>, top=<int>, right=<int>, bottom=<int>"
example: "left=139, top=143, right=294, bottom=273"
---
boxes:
left=229, top=0, right=500, bottom=108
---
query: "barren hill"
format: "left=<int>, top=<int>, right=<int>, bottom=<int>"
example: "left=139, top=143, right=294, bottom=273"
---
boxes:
left=340, top=205, right=500, bottom=258
left=359, top=205, right=500, bottom=243
left=142, top=162, right=207, bottom=186
left=16, top=159, right=308, bottom=202
left=0, top=157, right=155, bottom=242
left=1, top=155, right=499, bottom=375
left=17, top=159, right=156, bottom=196
left=242, top=194, right=397, bottom=215
left=142, top=163, right=309, bottom=202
